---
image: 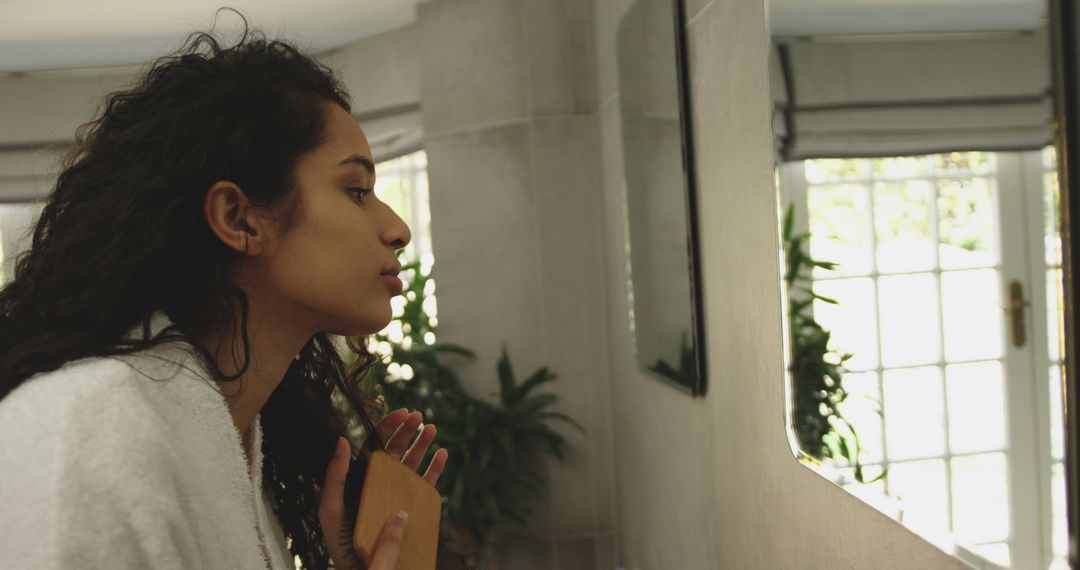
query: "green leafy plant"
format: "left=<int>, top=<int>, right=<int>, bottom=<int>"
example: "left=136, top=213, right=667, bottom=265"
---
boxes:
left=435, top=348, right=581, bottom=539
left=359, top=260, right=473, bottom=418
left=337, top=260, right=581, bottom=561
left=782, top=204, right=881, bottom=483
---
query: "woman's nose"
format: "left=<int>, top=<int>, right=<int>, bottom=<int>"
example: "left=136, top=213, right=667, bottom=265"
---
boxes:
left=382, top=204, right=412, bottom=251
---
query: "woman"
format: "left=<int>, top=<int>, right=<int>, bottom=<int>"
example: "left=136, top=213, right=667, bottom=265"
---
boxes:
left=0, top=23, right=444, bottom=570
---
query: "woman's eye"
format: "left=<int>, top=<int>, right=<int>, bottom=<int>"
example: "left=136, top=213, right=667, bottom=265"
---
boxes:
left=349, top=187, right=374, bottom=202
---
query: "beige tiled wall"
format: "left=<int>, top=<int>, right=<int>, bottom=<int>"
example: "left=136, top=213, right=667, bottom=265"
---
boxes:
left=418, top=0, right=618, bottom=567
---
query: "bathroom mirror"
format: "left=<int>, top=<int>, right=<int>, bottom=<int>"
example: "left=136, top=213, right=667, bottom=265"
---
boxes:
left=770, top=0, right=1071, bottom=567
left=616, top=0, right=705, bottom=395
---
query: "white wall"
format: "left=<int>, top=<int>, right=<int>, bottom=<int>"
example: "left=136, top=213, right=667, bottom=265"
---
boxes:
left=0, top=71, right=133, bottom=203
left=319, top=26, right=421, bottom=116
left=415, top=0, right=618, bottom=567
left=594, top=0, right=974, bottom=567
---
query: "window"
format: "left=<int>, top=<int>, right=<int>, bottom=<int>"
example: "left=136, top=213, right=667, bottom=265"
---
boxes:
left=371, top=150, right=438, bottom=351
left=375, top=151, right=433, bottom=268
left=0, top=203, right=45, bottom=286
left=780, top=149, right=1065, bottom=569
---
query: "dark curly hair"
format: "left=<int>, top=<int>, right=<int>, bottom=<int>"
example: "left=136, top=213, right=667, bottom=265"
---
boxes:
left=0, top=20, right=389, bottom=570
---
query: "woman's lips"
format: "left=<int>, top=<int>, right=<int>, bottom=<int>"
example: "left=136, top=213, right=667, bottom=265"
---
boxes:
left=381, top=273, right=404, bottom=295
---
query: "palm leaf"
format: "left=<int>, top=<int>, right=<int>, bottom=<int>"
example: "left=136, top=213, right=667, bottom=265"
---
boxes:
left=507, top=367, right=557, bottom=405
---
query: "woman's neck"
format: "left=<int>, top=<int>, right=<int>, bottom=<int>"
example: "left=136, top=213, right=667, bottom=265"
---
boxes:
left=197, top=295, right=312, bottom=440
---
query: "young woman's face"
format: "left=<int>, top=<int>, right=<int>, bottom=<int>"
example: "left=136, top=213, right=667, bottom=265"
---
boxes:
left=255, top=102, right=411, bottom=336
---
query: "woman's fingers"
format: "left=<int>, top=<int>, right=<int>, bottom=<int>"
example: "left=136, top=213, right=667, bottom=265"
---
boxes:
left=422, top=448, right=449, bottom=485
left=318, top=437, right=360, bottom=570
left=318, top=437, right=349, bottom=528
left=368, top=512, right=410, bottom=570
left=317, top=432, right=440, bottom=570
left=384, top=411, right=424, bottom=459
left=375, top=408, right=409, bottom=443
left=401, top=424, right=436, bottom=470
left=374, top=409, right=449, bottom=485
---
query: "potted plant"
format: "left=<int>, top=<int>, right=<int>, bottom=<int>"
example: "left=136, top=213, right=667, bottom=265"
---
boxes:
left=335, top=260, right=582, bottom=567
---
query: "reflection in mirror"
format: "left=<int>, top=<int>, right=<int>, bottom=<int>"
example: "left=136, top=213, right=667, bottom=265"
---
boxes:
left=770, top=0, right=1068, bottom=568
left=616, top=0, right=704, bottom=395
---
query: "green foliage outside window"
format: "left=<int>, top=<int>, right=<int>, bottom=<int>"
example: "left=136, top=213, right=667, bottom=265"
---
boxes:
left=783, top=204, right=881, bottom=484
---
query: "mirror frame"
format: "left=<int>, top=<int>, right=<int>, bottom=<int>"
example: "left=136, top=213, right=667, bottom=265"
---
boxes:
left=1049, top=0, right=1080, bottom=563
left=671, top=0, right=708, bottom=396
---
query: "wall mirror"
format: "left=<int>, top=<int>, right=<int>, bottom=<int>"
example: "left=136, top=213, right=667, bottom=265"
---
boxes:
left=616, top=0, right=705, bottom=395
left=770, top=0, right=1071, bottom=567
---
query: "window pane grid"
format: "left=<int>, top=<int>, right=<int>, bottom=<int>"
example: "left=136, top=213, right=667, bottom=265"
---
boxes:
left=807, top=171, right=994, bottom=186
left=847, top=357, right=1006, bottom=374
left=812, top=265, right=1002, bottom=284
left=805, top=152, right=1010, bottom=547
left=857, top=448, right=1012, bottom=466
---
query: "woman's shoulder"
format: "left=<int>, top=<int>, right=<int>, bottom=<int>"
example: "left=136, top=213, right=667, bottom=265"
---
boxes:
left=2, top=313, right=209, bottom=421
left=4, top=343, right=199, bottom=410
left=0, top=347, right=231, bottom=570
left=1, top=355, right=144, bottom=430
left=4, top=354, right=140, bottom=408
left=0, top=342, right=218, bottom=450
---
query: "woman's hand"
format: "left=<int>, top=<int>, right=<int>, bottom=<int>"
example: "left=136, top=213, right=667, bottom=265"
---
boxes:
left=318, top=409, right=449, bottom=569
left=320, top=437, right=408, bottom=570
left=375, top=408, right=448, bottom=482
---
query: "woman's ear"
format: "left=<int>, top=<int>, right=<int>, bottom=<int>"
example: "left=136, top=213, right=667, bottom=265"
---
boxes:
left=203, top=181, right=267, bottom=256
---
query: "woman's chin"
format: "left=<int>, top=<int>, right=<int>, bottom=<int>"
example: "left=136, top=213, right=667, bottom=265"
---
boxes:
left=319, top=301, right=394, bottom=337
left=331, top=314, right=392, bottom=337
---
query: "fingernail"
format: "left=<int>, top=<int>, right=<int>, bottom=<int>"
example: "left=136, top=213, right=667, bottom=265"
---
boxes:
left=336, top=437, right=348, bottom=457
left=395, top=511, right=409, bottom=522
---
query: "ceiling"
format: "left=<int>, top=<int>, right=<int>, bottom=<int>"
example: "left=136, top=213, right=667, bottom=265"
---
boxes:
left=769, top=0, right=1047, bottom=37
left=0, top=0, right=424, bottom=73
left=0, top=0, right=1051, bottom=72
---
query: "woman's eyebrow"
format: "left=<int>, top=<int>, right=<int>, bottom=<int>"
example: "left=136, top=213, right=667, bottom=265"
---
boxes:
left=336, top=154, right=375, bottom=175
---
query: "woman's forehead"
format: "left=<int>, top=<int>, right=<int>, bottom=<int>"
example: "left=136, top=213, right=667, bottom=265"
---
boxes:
left=302, top=104, right=374, bottom=173
left=326, top=103, right=371, bottom=154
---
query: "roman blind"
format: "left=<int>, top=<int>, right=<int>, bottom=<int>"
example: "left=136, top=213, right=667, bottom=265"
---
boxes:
left=771, top=31, right=1053, bottom=161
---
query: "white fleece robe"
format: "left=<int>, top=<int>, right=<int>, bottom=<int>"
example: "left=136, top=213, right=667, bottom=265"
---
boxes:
left=0, top=313, right=295, bottom=569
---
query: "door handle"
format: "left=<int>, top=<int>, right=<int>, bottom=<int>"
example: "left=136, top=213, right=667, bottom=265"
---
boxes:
left=1007, top=280, right=1030, bottom=348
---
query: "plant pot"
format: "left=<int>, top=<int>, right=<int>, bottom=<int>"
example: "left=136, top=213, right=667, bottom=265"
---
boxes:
left=439, top=520, right=497, bottom=570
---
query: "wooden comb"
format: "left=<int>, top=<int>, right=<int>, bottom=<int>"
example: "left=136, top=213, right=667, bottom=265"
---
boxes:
left=352, top=450, right=442, bottom=569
